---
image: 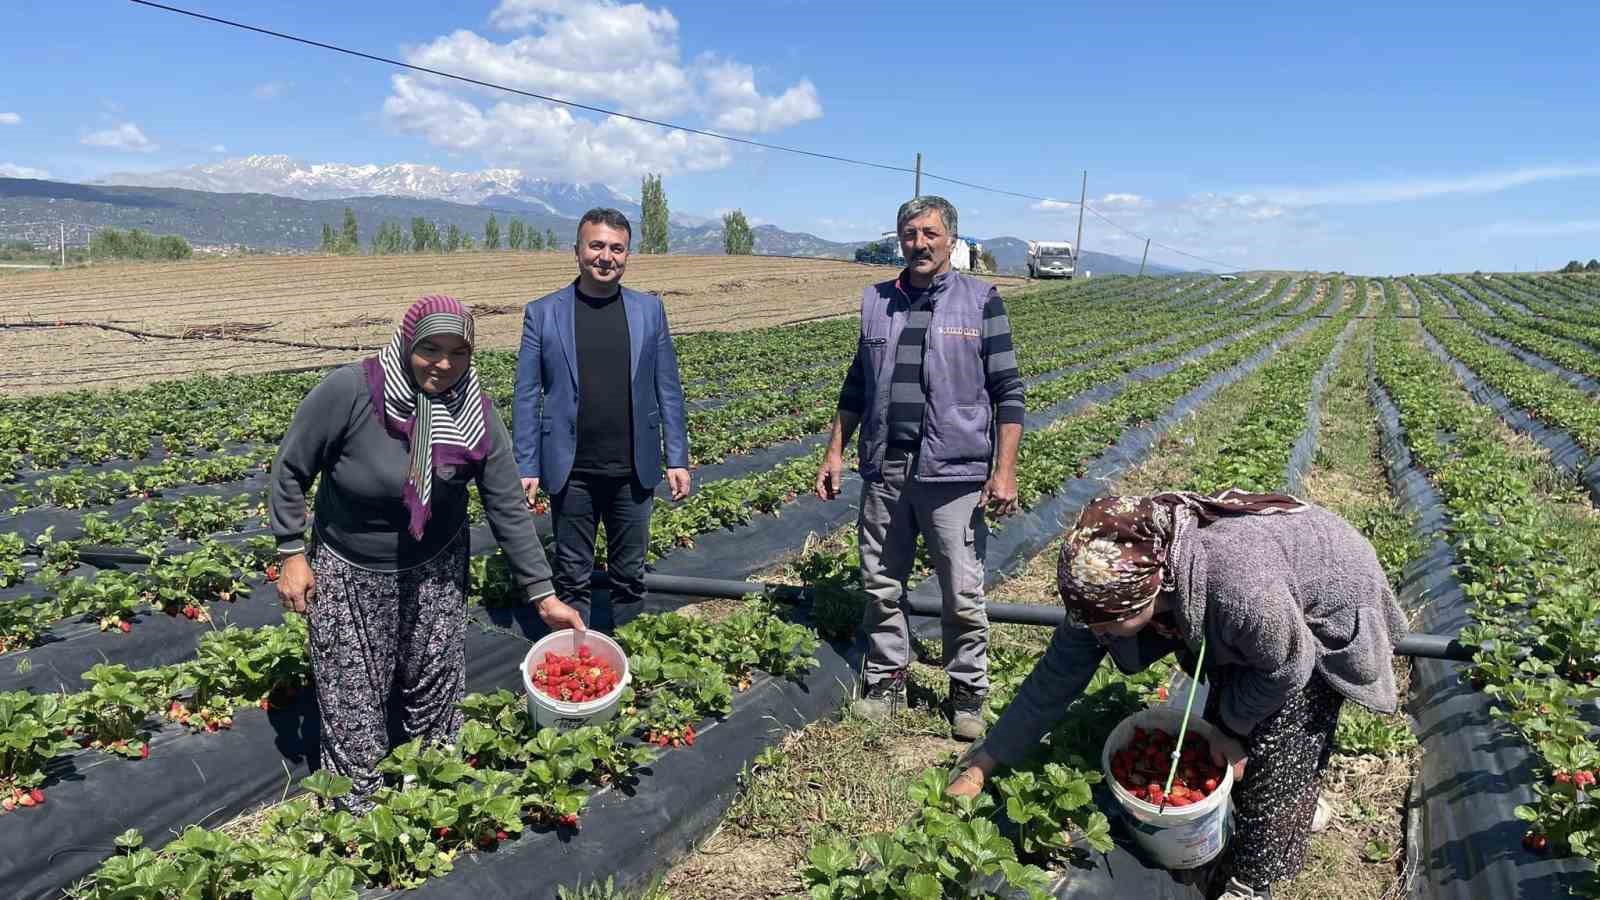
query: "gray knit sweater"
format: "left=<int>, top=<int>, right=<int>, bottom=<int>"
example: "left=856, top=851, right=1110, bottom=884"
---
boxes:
left=982, top=504, right=1408, bottom=766
left=270, top=363, right=555, bottom=601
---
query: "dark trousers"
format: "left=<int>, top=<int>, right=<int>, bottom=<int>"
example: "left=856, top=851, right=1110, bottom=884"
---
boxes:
left=550, top=472, right=653, bottom=619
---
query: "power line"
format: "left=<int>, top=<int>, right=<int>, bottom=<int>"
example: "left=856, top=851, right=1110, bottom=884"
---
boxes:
left=128, top=0, right=1240, bottom=270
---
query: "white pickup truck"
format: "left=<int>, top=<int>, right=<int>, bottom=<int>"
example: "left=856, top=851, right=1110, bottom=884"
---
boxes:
left=1027, top=240, right=1076, bottom=278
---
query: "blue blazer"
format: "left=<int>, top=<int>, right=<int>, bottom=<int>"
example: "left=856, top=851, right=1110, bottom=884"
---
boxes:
left=513, top=283, right=690, bottom=494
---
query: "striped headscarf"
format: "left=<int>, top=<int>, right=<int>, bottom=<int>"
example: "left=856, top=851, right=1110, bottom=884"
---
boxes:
left=361, top=295, right=492, bottom=539
left=1057, top=489, right=1309, bottom=625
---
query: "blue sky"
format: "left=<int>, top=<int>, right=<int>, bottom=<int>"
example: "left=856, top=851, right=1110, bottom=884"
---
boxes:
left=3, top=0, right=1598, bottom=274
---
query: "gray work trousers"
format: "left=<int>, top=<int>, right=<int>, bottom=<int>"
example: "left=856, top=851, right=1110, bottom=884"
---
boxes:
left=859, top=451, right=989, bottom=693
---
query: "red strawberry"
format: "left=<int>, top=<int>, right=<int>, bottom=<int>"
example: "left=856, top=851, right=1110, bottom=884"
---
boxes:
left=118, top=621, right=132, bottom=633
left=265, top=564, right=280, bottom=582
left=139, top=745, right=149, bottom=760
left=1524, top=833, right=1549, bottom=853
left=17, top=793, right=35, bottom=808
left=259, top=698, right=271, bottom=711
left=1156, top=687, right=1169, bottom=701
left=1578, top=771, right=1597, bottom=789
left=466, top=755, right=479, bottom=768
left=435, top=827, right=451, bottom=840
left=1556, top=771, right=1574, bottom=785
left=495, top=830, right=509, bottom=842
left=558, top=813, right=579, bottom=828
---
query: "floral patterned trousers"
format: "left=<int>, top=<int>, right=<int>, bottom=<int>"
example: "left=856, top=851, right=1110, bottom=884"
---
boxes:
left=306, top=529, right=469, bottom=812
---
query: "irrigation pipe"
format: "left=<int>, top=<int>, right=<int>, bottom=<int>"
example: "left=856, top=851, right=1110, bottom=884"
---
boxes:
left=64, top=546, right=1473, bottom=661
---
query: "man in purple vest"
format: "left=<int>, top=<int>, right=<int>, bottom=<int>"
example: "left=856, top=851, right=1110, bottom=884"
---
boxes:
left=816, top=195, right=1025, bottom=741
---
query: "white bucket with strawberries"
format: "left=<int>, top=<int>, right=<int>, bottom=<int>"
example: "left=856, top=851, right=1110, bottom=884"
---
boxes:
left=1102, top=707, right=1235, bottom=869
left=522, top=629, right=630, bottom=731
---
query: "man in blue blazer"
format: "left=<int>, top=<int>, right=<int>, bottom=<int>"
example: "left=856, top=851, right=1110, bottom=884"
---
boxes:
left=514, top=208, right=691, bottom=619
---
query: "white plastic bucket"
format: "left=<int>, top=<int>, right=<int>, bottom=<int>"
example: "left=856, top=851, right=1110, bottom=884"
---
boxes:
left=521, top=629, right=630, bottom=731
left=1101, top=707, right=1235, bottom=870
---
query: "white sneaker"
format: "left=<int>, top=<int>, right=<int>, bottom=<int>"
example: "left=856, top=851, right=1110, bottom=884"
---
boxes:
left=1216, top=876, right=1272, bottom=900
left=1311, top=796, right=1333, bottom=833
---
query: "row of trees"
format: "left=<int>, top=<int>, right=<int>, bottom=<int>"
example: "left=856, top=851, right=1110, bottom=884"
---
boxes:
left=316, top=172, right=758, bottom=258
left=1559, top=259, right=1600, bottom=273
left=89, top=227, right=193, bottom=261
left=322, top=207, right=565, bottom=256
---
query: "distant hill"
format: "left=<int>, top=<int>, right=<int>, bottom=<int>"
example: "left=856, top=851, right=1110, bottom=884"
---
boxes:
left=0, top=177, right=848, bottom=257
left=0, top=174, right=1184, bottom=273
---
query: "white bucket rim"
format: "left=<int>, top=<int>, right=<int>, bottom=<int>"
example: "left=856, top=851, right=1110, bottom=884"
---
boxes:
left=521, top=628, right=631, bottom=714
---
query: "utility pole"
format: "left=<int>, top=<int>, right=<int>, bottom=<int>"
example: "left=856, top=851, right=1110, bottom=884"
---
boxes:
left=1073, top=170, right=1086, bottom=276
left=59, top=223, right=65, bottom=268
left=914, top=153, right=922, bottom=198
left=1138, top=238, right=1150, bottom=276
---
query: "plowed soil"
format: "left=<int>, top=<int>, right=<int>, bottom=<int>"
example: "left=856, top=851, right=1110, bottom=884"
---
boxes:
left=0, top=253, right=1027, bottom=395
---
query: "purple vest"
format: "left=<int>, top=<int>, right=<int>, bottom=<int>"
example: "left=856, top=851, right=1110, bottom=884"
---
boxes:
left=855, top=270, right=995, bottom=484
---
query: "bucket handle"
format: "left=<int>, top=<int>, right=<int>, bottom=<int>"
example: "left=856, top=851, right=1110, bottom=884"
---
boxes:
left=1160, top=638, right=1207, bottom=814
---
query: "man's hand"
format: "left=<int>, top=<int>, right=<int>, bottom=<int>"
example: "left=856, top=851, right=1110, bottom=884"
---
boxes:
left=276, top=553, right=314, bottom=614
left=521, top=477, right=540, bottom=509
left=1210, top=730, right=1249, bottom=782
left=979, top=468, right=1019, bottom=517
left=815, top=451, right=846, bottom=500
left=666, top=467, right=691, bottom=501
left=947, top=749, right=997, bottom=799
left=536, top=595, right=586, bottom=633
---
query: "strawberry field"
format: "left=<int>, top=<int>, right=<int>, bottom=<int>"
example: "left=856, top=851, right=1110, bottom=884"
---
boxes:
left=2, top=270, right=1599, bottom=898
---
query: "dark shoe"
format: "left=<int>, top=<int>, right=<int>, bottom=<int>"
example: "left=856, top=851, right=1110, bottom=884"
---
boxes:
left=850, top=672, right=907, bottom=721
left=948, top=685, right=988, bottom=742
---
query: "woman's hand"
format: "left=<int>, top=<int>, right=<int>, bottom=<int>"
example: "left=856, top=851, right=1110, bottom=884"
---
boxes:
left=1210, top=731, right=1248, bottom=781
left=536, top=595, right=586, bottom=633
left=276, top=553, right=315, bottom=614
left=947, top=749, right=998, bottom=799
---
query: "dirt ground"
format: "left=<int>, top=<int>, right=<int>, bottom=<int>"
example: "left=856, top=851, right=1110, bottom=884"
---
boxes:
left=0, top=253, right=1027, bottom=395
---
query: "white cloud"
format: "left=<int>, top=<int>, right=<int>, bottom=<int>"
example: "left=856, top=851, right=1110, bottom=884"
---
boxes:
left=382, top=0, right=821, bottom=181
left=253, top=81, right=291, bottom=100
left=1030, top=199, right=1076, bottom=211
left=209, top=144, right=228, bottom=153
left=0, top=162, right=50, bottom=178
left=81, top=122, right=158, bottom=152
left=700, top=59, right=821, bottom=132
left=1251, top=163, right=1600, bottom=207
left=0, top=113, right=20, bottom=126
left=1098, top=192, right=1148, bottom=209
left=384, top=74, right=730, bottom=183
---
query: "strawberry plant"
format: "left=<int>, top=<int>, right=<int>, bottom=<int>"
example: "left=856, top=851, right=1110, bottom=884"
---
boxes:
left=0, top=692, right=77, bottom=803
left=994, top=762, right=1113, bottom=861
left=0, top=532, right=23, bottom=588
left=67, top=664, right=157, bottom=759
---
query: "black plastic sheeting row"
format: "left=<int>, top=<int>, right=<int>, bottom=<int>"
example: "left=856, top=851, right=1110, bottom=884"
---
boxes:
left=1286, top=320, right=1356, bottom=497
left=396, top=641, right=855, bottom=900
left=0, top=612, right=544, bottom=900
left=1366, top=370, right=1593, bottom=900
left=1414, top=319, right=1600, bottom=506
left=1428, top=280, right=1600, bottom=395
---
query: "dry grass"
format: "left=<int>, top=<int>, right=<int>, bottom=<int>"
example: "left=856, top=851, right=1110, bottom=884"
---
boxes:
left=1277, top=318, right=1417, bottom=900
left=0, top=253, right=1027, bottom=395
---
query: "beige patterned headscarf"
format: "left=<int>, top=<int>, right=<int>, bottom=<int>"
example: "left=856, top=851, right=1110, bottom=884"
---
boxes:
left=1058, top=489, right=1308, bottom=625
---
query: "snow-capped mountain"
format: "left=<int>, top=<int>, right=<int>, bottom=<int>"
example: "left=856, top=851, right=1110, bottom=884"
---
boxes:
left=94, top=154, right=651, bottom=220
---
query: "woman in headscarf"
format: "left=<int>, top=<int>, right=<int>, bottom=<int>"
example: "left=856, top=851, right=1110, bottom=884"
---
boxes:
left=948, top=490, right=1408, bottom=900
left=270, top=295, right=584, bottom=812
